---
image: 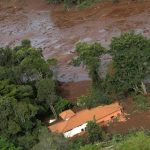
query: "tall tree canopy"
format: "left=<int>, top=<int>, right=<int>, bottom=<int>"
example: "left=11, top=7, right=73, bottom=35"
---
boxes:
left=0, top=40, right=57, bottom=149
left=107, top=32, right=150, bottom=95
left=74, top=42, right=105, bottom=87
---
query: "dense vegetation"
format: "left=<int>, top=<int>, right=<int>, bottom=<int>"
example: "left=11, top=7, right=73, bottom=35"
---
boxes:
left=78, top=131, right=150, bottom=150
left=47, top=0, right=102, bottom=8
left=106, top=32, right=150, bottom=96
left=0, top=40, right=73, bottom=149
left=47, top=0, right=120, bottom=8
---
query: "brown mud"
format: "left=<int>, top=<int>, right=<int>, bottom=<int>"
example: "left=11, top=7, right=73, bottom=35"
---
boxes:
left=58, top=80, right=91, bottom=101
left=107, top=97, right=150, bottom=134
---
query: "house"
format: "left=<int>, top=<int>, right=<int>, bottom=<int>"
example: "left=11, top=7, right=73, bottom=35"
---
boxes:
left=48, top=102, right=124, bottom=138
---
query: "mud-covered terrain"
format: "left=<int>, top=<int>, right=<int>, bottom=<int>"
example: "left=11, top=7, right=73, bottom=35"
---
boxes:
left=0, top=0, right=150, bottom=98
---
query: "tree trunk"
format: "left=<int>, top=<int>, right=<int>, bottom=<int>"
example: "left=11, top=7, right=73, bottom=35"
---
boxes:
left=141, top=82, right=147, bottom=95
left=50, top=104, right=58, bottom=120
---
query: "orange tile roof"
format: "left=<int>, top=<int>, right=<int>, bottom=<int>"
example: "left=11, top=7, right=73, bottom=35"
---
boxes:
left=59, top=109, right=75, bottom=120
left=49, top=102, right=121, bottom=133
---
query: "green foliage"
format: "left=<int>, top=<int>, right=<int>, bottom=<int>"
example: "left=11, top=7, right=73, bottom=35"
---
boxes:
left=36, top=79, right=56, bottom=104
left=77, top=88, right=112, bottom=108
left=0, top=96, right=39, bottom=148
left=115, top=131, right=150, bottom=150
left=75, top=42, right=105, bottom=87
left=86, top=120, right=104, bottom=143
left=0, top=40, right=52, bottom=84
left=106, top=32, right=150, bottom=96
left=36, top=79, right=58, bottom=119
left=71, top=57, right=81, bottom=66
left=0, top=40, right=56, bottom=149
left=0, top=137, right=22, bottom=150
left=32, top=128, right=71, bottom=150
left=79, top=144, right=101, bottom=150
left=133, top=95, right=149, bottom=111
left=47, top=58, right=58, bottom=66
left=21, top=39, right=31, bottom=48
left=77, top=95, right=90, bottom=108
left=48, top=0, right=102, bottom=8
left=70, top=137, right=87, bottom=150
left=54, top=97, right=73, bottom=114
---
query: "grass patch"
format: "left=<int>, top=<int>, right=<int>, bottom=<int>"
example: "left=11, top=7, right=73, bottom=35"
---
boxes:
left=133, top=95, right=149, bottom=111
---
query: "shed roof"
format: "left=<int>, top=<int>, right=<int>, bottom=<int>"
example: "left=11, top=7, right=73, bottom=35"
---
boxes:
left=59, top=109, right=75, bottom=120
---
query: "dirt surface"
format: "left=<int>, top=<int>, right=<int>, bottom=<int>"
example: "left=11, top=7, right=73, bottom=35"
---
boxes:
left=107, top=97, right=150, bottom=134
left=58, top=80, right=91, bottom=101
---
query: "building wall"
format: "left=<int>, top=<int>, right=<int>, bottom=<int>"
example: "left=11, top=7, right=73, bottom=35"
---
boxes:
left=64, top=123, right=87, bottom=138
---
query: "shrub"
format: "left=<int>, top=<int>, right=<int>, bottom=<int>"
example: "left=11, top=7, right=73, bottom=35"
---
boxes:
left=133, top=95, right=149, bottom=111
left=115, top=131, right=150, bottom=150
left=86, top=120, right=104, bottom=143
left=79, top=144, right=101, bottom=150
left=54, top=97, right=73, bottom=114
left=77, top=88, right=112, bottom=109
left=0, top=137, right=22, bottom=150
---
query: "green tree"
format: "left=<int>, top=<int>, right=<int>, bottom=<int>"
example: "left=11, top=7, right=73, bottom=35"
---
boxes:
left=86, top=120, right=104, bottom=144
left=77, top=88, right=112, bottom=108
left=116, top=131, right=150, bottom=150
left=54, top=97, right=73, bottom=114
left=32, top=128, right=71, bottom=150
left=36, top=79, right=58, bottom=119
left=107, top=32, right=150, bottom=95
left=74, top=42, right=105, bottom=87
left=0, top=137, right=22, bottom=150
left=0, top=40, right=55, bottom=149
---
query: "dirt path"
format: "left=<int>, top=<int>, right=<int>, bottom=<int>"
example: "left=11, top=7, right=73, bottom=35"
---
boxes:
left=0, top=0, right=150, bottom=98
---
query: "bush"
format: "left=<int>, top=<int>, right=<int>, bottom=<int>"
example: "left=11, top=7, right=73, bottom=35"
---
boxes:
left=115, top=131, right=150, bottom=150
left=54, top=97, right=73, bottom=114
left=133, top=95, right=149, bottom=111
left=77, top=88, right=112, bottom=109
left=48, top=0, right=102, bottom=8
left=79, top=144, right=101, bottom=150
left=0, top=137, right=22, bottom=150
left=86, top=120, right=104, bottom=143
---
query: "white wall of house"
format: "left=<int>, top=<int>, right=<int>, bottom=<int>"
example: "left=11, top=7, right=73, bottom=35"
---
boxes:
left=64, top=123, right=87, bottom=138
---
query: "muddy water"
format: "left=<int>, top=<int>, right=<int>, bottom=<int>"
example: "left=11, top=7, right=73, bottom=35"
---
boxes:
left=0, top=0, right=150, bottom=99
left=0, top=0, right=91, bottom=83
